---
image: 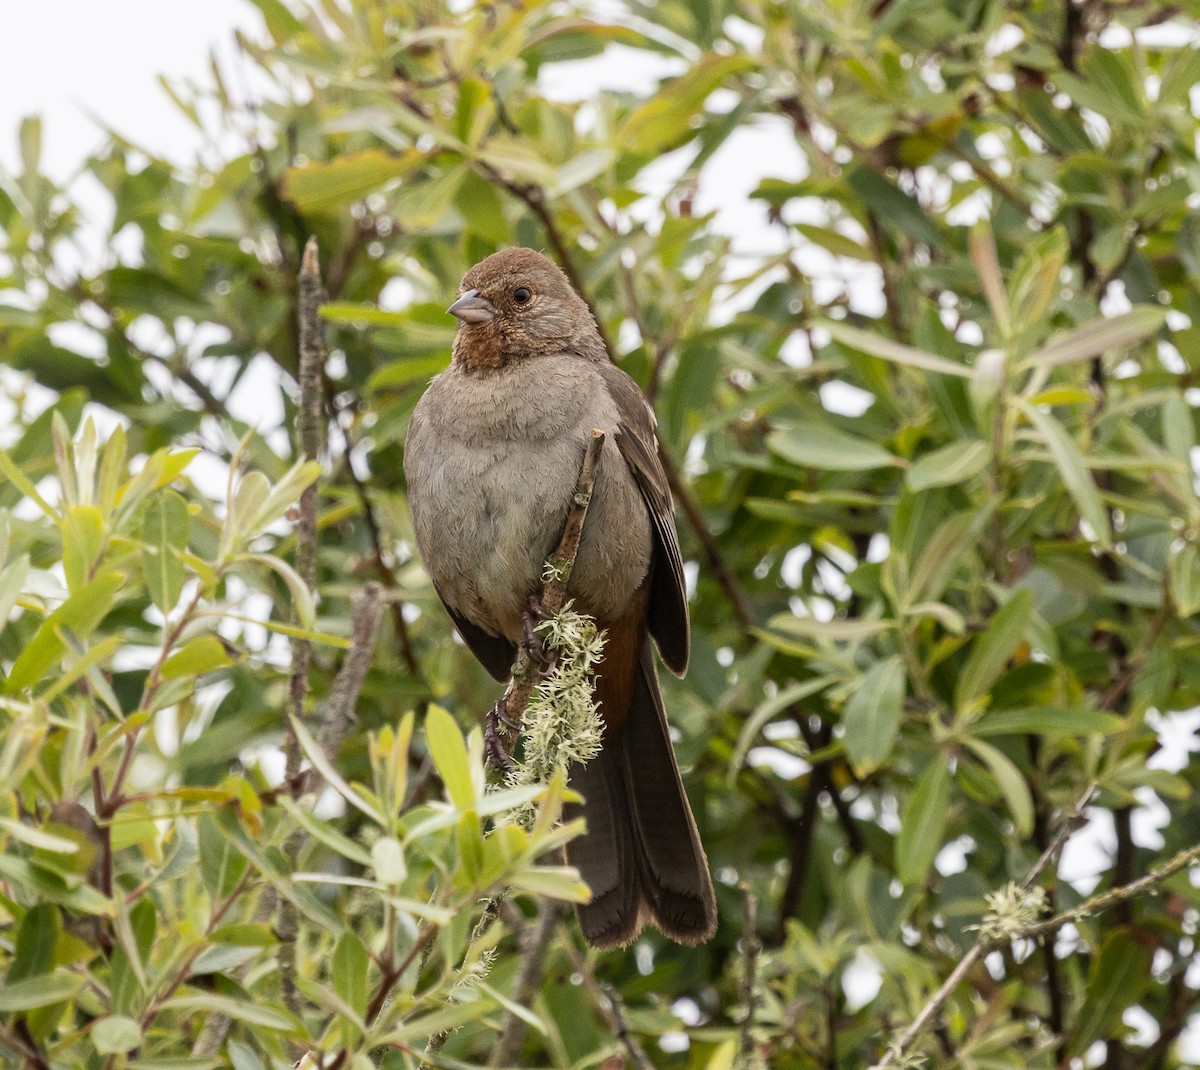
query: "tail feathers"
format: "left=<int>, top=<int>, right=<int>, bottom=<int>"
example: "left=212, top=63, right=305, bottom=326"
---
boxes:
left=567, top=645, right=717, bottom=949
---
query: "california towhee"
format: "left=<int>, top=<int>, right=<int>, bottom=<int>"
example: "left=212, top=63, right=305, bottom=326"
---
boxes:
left=403, top=247, right=717, bottom=948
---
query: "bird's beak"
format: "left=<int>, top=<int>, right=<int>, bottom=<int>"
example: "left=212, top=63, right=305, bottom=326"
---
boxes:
left=447, top=289, right=496, bottom=323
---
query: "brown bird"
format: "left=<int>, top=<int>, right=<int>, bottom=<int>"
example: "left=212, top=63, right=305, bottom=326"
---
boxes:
left=403, top=247, right=717, bottom=948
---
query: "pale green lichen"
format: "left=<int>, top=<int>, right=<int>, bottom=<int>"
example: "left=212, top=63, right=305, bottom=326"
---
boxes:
left=507, top=602, right=606, bottom=807
left=975, top=881, right=1048, bottom=942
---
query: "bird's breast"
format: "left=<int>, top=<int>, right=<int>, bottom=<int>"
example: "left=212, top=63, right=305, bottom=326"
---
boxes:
left=405, top=355, right=652, bottom=642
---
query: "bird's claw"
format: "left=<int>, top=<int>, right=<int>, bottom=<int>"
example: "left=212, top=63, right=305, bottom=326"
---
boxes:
left=520, top=595, right=554, bottom=667
left=485, top=699, right=518, bottom=771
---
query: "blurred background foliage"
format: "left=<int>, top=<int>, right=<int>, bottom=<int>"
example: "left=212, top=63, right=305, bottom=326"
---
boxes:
left=3, top=0, right=1200, bottom=1066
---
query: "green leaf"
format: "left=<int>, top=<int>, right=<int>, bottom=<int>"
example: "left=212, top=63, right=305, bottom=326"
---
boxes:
left=0, top=971, right=84, bottom=1011
left=332, top=930, right=369, bottom=1020
left=1068, top=929, right=1153, bottom=1057
left=289, top=714, right=384, bottom=825
left=142, top=492, right=189, bottom=614
left=969, top=221, right=1009, bottom=338
left=425, top=704, right=476, bottom=810
left=1169, top=543, right=1200, bottom=617
left=92, top=1016, right=143, bottom=1056
left=842, top=657, right=906, bottom=776
left=0, top=449, right=58, bottom=520
left=61, top=505, right=105, bottom=593
left=728, top=677, right=835, bottom=782
left=161, top=994, right=297, bottom=1033
left=0, top=817, right=80, bottom=854
left=509, top=865, right=592, bottom=903
left=242, top=553, right=316, bottom=630
left=904, top=504, right=995, bottom=606
left=620, top=54, right=755, bottom=155
left=896, top=760, right=950, bottom=885
left=823, top=321, right=971, bottom=377
left=1020, top=308, right=1166, bottom=370
left=963, top=738, right=1033, bottom=835
left=795, top=224, right=871, bottom=260
left=846, top=165, right=944, bottom=248
left=455, top=811, right=485, bottom=882
left=0, top=553, right=30, bottom=630
left=5, top=571, right=125, bottom=694
left=907, top=441, right=990, bottom=491
left=9, top=904, right=59, bottom=982
left=973, top=707, right=1123, bottom=737
left=955, top=590, right=1033, bottom=710
left=161, top=636, right=236, bottom=680
left=768, top=424, right=902, bottom=472
left=282, top=149, right=418, bottom=213
left=1019, top=402, right=1111, bottom=547
left=394, top=162, right=470, bottom=229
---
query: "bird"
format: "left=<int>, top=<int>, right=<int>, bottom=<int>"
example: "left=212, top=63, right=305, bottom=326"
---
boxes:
left=403, top=247, right=718, bottom=949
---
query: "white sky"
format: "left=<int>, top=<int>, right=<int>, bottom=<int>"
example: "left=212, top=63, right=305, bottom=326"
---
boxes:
left=0, top=0, right=253, bottom=178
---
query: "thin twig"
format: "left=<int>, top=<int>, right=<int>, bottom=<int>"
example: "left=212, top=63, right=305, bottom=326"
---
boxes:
left=315, top=581, right=384, bottom=765
left=1019, top=840, right=1200, bottom=943
left=493, top=429, right=606, bottom=744
left=420, top=898, right=505, bottom=1065
left=600, top=982, right=654, bottom=1070
left=488, top=900, right=563, bottom=1066
left=280, top=235, right=327, bottom=1013
left=871, top=783, right=1096, bottom=1070
left=737, top=887, right=763, bottom=1066
left=659, top=444, right=756, bottom=631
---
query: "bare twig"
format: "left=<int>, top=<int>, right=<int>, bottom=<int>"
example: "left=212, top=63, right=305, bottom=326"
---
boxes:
left=420, top=898, right=505, bottom=1065
left=280, top=236, right=328, bottom=1013
left=488, top=900, right=563, bottom=1066
left=600, top=982, right=654, bottom=1070
left=737, top=887, right=763, bottom=1067
left=659, top=444, right=757, bottom=631
left=316, top=581, right=384, bottom=764
left=871, top=783, right=1096, bottom=1070
left=1019, top=840, right=1200, bottom=943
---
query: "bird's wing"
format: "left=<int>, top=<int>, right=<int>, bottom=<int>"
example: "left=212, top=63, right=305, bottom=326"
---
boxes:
left=433, top=581, right=517, bottom=682
left=597, top=362, right=690, bottom=675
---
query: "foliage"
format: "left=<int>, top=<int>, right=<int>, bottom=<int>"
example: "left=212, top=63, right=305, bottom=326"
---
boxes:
left=2, top=0, right=1200, bottom=1067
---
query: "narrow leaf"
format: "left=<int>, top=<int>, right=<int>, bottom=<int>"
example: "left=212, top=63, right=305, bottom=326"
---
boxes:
left=896, top=761, right=950, bottom=885
left=1019, top=402, right=1111, bottom=547
left=842, top=657, right=906, bottom=776
left=1021, top=308, right=1167, bottom=370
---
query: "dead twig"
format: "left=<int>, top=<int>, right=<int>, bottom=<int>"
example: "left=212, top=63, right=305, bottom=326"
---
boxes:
left=871, top=783, right=1096, bottom=1070
left=280, top=235, right=328, bottom=1013
left=488, top=900, right=563, bottom=1066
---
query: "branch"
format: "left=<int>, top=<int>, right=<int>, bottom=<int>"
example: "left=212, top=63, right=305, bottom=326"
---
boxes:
left=871, top=783, right=1096, bottom=1070
left=737, top=887, right=763, bottom=1065
left=1019, top=840, right=1200, bottom=944
left=280, top=235, right=328, bottom=1013
left=488, top=900, right=562, bottom=1066
left=314, top=581, right=384, bottom=771
left=492, top=428, right=605, bottom=749
left=658, top=444, right=757, bottom=631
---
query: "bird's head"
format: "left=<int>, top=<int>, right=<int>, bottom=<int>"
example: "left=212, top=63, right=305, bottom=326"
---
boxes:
left=448, top=248, right=598, bottom=371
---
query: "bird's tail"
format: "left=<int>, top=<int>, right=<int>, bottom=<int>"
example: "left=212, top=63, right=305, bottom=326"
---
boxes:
left=567, top=644, right=717, bottom=949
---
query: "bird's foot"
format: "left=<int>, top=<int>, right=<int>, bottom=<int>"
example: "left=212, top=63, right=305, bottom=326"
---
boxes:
left=520, top=595, right=561, bottom=676
left=484, top=698, right=518, bottom=771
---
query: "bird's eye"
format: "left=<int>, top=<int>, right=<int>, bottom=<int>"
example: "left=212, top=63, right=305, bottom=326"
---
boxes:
left=513, top=287, right=532, bottom=304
